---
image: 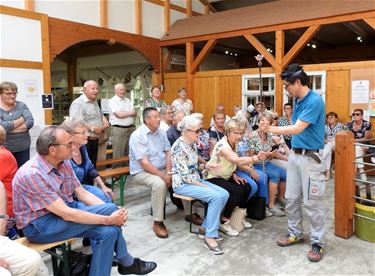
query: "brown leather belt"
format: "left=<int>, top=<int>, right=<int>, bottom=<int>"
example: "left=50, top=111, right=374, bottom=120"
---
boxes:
left=112, top=125, right=134, bottom=129
left=293, top=148, right=321, bottom=163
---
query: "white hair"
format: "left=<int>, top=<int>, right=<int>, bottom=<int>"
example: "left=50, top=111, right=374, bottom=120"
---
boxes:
left=177, top=114, right=202, bottom=132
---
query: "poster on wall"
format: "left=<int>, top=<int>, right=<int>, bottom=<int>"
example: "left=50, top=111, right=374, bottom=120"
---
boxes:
left=42, top=94, right=54, bottom=109
left=351, top=80, right=369, bottom=104
left=24, top=79, right=39, bottom=97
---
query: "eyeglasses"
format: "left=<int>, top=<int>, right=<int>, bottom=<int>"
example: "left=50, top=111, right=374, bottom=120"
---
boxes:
left=273, top=117, right=278, bottom=120
left=2, top=92, right=18, bottom=96
left=231, top=131, right=244, bottom=136
left=283, top=83, right=292, bottom=89
left=52, top=142, right=74, bottom=149
left=186, top=128, right=202, bottom=134
left=352, top=112, right=362, bottom=116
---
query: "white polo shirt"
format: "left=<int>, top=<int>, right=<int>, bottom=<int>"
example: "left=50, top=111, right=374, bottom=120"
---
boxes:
left=108, top=95, right=135, bottom=126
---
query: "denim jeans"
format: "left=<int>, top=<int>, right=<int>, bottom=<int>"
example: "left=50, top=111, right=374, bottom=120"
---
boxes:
left=83, top=184, right=112, bottom=203
left=236, top=168, right=269, bottom=203
left=254, top=161, right=286, bottom=183
left=23, top=202, right=132, bottom=276
left=174, top=180, right=229, bottom=238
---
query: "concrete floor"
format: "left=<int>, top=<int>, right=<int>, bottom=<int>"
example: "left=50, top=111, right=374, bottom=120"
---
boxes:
left=44, top=176, right=375, bottom=275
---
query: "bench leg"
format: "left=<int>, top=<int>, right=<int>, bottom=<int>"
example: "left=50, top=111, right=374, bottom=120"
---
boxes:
left=189, top=200, right=194, bottom=234
left=60, top=243, right=70, bottom=276
left=119, top=174, right=127, bottom=206
left=49, top=248, right=59, bottom=276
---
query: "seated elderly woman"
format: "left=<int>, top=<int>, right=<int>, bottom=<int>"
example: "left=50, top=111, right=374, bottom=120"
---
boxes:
left=171, top=114, right=229, bottom=255
left=247, top=112, right=287, bottom=217
left=205, top=118, right=266, bottom=237
left=208, top=112, right=226, bottom=146
left=269, top=112, right=290, bottom=170
left=0, top=125, right=18, bottom=238
left=61, top=119, right=113, bottom=203
left=323, top=112, right=343, bottom=180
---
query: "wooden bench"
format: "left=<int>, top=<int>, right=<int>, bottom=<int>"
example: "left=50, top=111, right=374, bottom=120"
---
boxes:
left=97, top=157, right=130, bottom=206
left=16, top=237, right=77, bottom=276
left=173, top=193, right=207, bottom=234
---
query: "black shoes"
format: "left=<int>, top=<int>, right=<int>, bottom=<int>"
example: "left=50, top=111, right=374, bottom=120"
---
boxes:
left=118, top=258, right=157, bottom=275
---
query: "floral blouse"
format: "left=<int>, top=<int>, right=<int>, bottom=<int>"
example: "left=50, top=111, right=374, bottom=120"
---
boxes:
left=247, top=130, right=273, bottom=164
left=197, top=130, right=211, bottom=161
left=278, top=116, right=292, bottom=140
left=171, top=137, right=201, bottom=189
left=144, top=97, right=166, bottom=112
left=346, top=120, right=371, bottom=139
left=171, top=99, right=193, bottom=115
left=325, top=122, right=343, bottom=141
left=208, top=125, right=225, bottom=142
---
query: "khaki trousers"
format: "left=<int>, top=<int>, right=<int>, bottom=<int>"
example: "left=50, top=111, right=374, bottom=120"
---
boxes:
left=133, top=170, right=167, bottom=221
left=112, top=126, right=135, bottom=166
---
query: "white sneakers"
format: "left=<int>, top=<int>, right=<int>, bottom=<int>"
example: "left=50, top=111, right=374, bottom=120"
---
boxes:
left=242, top=219, right=252, bottom=229
left=219, top=221, right=239, bottom=236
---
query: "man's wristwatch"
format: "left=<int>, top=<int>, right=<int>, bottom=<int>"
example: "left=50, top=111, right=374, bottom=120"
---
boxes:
left=0, top=214, right=9, bottom=220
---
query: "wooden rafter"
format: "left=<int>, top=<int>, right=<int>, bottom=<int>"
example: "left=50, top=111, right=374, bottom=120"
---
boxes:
left=364, top=18, right=375, bottom=30
left=100, top=0, right=108, bottom=28
left=186, top=42, right=194, bottom=74
left=199, top=0, right=217, bottom=13
left=24, top=0, right=34, bottom=11
left=243, top=34, right=276, bottom=69
left=164, top=0, right=170, bottom=33
left=144, top=0, right=202, bottom=16
left=191, top=39, right=217, bottom=74
left=282, top=25, right=321, bottom=67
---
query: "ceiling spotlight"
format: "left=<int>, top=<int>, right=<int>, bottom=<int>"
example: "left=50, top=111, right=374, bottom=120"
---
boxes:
left=234, top=53, right=238, bottom=56
left=357, top=36, right=362, bottom=41
left=230, top=52, right=233, bottom=55
left=307, top=43, right=311, bottom=47
left=311, top=44, right=316, bottom=49
left=225, top=50, right=229, bottom=54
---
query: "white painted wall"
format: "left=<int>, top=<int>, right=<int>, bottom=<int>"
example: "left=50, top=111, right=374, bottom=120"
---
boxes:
left=192, top=0, right=205, bottom=14
left=170, top=0, right=185, bottom=8
left=108, top=0, right=135, bottom=33
left=78, top=51, right=148, bottom=68
left=170, top=9, right=185, bottom=27
left=0, top=14, right=42, bottom=62
left=35, top=0, right=100, bottom=26
left=142, top=1, right=164, bottom=38
left=0, top=0, right=24, bottom=9
left=0, top=67, right=45, bottom=126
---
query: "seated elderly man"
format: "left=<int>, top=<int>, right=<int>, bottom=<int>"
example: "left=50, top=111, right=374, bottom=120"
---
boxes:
left=1, top=181, right=45, bottom=276
left=129, top=107, right=172, bottom=238
left=12, top=126, right=156, bottom=276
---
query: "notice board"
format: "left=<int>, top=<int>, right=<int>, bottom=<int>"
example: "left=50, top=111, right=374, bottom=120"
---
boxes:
left=350, top=68, right=375, bottom=118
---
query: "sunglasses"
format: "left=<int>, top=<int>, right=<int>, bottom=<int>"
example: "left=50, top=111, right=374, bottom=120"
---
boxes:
left=186, top=128, right=202, bottom=134
left=352, top=112, right=362, bottom=116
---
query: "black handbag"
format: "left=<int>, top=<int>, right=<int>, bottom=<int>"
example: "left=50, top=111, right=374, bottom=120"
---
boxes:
left=246, top=196, right=266, bottom=220
left=58, top=251, right=91, bottom=276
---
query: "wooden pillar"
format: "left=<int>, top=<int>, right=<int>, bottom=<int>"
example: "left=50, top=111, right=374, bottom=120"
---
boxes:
left=275, top=30, right=284, bottom=115
left=164, top=0, right=170, bottom=33
left=186, top=42, right=194, bottom=103
left=135, top=0, right=142, bottom=35
left=25, top=0, right=34, bottom=11
left=186, top=0, right=192, bottom=18
left=100, top=0, right=108, bottom=28
left=204, top=5, right=209, bottom=14
left=335, top=131, right=355, bottom=238
left=67, top=48, right=77, bottom=97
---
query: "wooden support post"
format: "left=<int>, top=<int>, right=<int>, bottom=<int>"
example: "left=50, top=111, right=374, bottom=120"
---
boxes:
left=204, top=4, right=209, bottom=14
left=100, top=0, right=108, bottom=28
left=164, top=0, right=170, bottom=33
left=25, top=0, right=34, bottom=11
left=186, top=42, right=194, bottom=103
left=186, top=0, right=192, bottom=18
left=244, top=34, right=276, bottom=69
left=275, top=30, right=284, bottom=115
left=191, top=39, right=217, bottom=74
left=335, top=131, right=355, bottom=239
left=67, top=48, right=77, bottom=98
left=41, top=14, right=52, bottom=125
left=135, top=0, right=142, bottom=35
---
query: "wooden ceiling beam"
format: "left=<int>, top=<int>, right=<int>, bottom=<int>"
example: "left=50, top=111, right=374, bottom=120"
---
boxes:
left=364, top=18, right=375, bottom=30
left=160, top=10, right=375, bottom=46
left=244, top=34, right=276, bottom=69
left=282, top=25, right=321, bottom=67
left=199, top=0, right=217, bottom=13
left=191, top=39, right=217, bottom=74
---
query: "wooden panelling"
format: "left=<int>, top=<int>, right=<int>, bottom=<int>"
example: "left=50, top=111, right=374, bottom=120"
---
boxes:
left=163, top=76, right=186, bottom=105
left=217, top=75, right=242, bottom=116
left=194, top=76, right=217, bottom=127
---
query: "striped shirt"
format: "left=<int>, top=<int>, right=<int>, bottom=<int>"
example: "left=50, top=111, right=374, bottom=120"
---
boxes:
left=12, top=154, right=81, bottom=229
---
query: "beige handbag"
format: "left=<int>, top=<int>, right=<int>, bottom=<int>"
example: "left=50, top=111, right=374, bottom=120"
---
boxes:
left=229, top=207, right=247, bottom=233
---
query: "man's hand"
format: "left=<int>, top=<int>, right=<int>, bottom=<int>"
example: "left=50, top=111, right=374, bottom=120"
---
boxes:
left=162, top=174, right=172, bottom=188
left=233, top=174, right=247, bottom=185
left=0, top=258, right=10, bottom=270
left=108, top=208, right=128, bottom=226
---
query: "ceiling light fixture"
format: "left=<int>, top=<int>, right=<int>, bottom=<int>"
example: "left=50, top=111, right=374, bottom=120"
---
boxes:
left=311, top=44, right=317, bottom=49
left=225, top=50, right=229, bottom=54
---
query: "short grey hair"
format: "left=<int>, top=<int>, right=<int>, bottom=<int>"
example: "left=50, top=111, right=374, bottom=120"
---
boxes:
left=83, top=80, right=97, bottom=89
left=115, top=83, right=125, bottom=90
left=0, top=125, right=6, bottom=145
left=173, top=110, right=186, bottom=119
left=60, top=118, right=87, bottom=133
left=160, top=105, right=173, bottom=115
left=36, top=126, right=67, bottom=155
left=178, top=114, right=202, bottom=132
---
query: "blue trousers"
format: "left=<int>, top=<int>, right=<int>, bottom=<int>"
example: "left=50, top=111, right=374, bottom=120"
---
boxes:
left=236, top=169, right=269, bottom=204
left=83, top=184, right=112, bottom=203
left=23, top=202, right=132, bottom=276
left=174, top=180, right=229, bottom=238
left=254, top=162, right=286, bottom=183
